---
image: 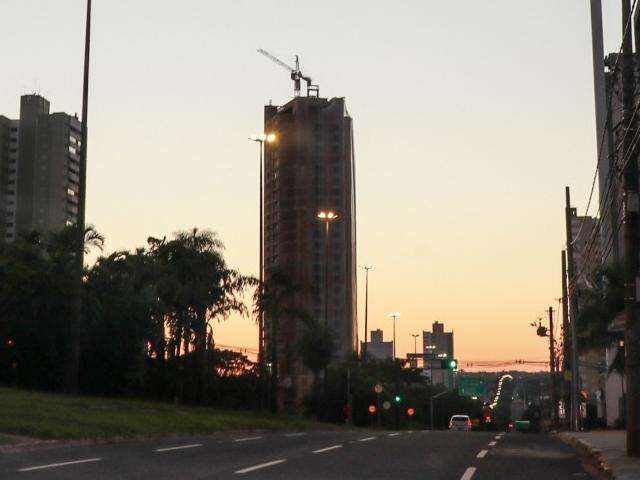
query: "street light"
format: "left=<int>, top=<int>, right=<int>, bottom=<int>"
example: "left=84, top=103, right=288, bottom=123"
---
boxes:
left=249, top=133, right=276, bottom=368
left=360, top=265, right=374, bottom=361
left=411, top=333, right=420, bottom=364
left=387, top=312, right=401, bottom=359
left=317, top=210, right=339, bottom=326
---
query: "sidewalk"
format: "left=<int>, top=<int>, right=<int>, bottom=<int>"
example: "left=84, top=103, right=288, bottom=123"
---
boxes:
left=558, top=431, right=640, bottom=479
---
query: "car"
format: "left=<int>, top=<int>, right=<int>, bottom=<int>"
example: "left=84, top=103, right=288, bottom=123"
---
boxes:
left=449, top=414, right=473, bottom=431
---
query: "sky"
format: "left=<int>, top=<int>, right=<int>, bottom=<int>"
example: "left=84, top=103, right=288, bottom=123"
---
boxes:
left=0, top=1, right=625, bottom=367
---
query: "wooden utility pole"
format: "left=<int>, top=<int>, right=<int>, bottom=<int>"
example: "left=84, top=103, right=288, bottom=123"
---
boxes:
left=548, top=307, right=559, bottom=426
left=621, top=0, right=640, bottom=456
left=67, top=0, right=91, bottom=393
left=565, top=187, right=581, bottom=431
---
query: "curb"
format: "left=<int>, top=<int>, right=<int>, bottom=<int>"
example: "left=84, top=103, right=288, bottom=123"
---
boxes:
left=557, top=433, right=615, bottom=479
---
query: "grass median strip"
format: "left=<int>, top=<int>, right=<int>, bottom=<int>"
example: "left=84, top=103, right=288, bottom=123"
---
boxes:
left=0, top=387, right=321, bottom=441
left=234, top=459, right=286, bottom=474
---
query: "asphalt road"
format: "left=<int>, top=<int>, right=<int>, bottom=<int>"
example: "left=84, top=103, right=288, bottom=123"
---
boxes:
left=0, top=430, right=601, bottom=479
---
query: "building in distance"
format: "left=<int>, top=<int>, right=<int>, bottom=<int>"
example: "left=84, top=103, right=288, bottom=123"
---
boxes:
left=0, top=95, right=82, bottom=242
left=361, top=329, right=393, bottom=361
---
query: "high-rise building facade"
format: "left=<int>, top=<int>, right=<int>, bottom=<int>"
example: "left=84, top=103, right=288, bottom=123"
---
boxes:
left=423, top=321, right=454, bottom=360
left=263, top=95, right=357, bottom=409
left=0, top=95, right=82, bottom=242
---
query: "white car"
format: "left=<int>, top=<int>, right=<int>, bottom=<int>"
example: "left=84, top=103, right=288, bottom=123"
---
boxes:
left=449, top=414, right=473, bottom=431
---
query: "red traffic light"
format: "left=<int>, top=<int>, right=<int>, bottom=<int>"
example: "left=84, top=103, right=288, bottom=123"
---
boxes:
left=368, top=405, right=377, bottom=414
left=407, top=407, right=415, bottom=417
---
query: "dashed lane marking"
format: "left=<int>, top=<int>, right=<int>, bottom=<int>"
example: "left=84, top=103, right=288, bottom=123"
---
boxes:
left=155, top=444, right=203, bottom=452
left=477, top=449, right=488, bottom=458
left=388, top=432, right=401, bottom=437
left=234, top=436, right=264, bottom=443
left=358, top=436, right=376, bottom=442
left=489, top=441, right=497, bottom=446
left=18, top=458, right=102, bottom=472
left=313, top=445, right=343, bottom=454
left=460, top=467, right=477, bottom=480
left=235, top=459, right=286, bottom=474
left=284, top=432, right=307, bottom=437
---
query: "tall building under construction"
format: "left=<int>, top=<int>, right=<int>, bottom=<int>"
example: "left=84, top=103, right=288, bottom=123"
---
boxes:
left=263, top=95, right=357, bottom=409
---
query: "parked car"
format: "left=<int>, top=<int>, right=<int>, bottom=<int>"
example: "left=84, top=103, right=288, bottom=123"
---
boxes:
left=449, top=414, right=473, bottom=431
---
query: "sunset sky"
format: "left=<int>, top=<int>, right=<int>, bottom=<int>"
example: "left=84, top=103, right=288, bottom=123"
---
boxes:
left=0, top=1, right=623, bottom=366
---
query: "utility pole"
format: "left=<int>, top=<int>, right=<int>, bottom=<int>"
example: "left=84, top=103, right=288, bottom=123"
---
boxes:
left=565, top=186, right=580, bottom=431
left=388, top=312, right=400, bottom=359
left=67, top=0, right=92, bottom=393
left=621, top=0, right=640, bottom=455
left=548, top=307, right=559, bottom=427
left=561, top=250, right=571, bottom=428
left=361, top=266, right=373, bottom=361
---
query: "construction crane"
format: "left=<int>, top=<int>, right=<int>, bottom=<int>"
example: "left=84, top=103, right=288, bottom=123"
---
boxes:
left=257, top=48, right=319, bottom=98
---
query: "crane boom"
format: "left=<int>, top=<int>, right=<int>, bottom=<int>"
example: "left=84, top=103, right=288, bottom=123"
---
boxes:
left=257, top=48, right=295, bottom=73
left=257, top=48, right=319, bottom=98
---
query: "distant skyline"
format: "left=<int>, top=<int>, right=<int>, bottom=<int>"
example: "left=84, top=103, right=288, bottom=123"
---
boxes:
left=0, top=1, right=625, bottom=366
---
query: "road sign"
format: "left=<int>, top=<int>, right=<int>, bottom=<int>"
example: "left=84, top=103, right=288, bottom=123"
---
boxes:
left=382, top=401, right=391, bottom=410
left=368, top=405, right=376, bottom=414
left=458, top=377, right=486, bottom=397
left=374, top=384, right=383, bottom=394
left=407, top=407, right=415, bottom=417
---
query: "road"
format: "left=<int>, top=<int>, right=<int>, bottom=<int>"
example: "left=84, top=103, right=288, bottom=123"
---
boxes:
left=0, top=430, right=600, bottom=479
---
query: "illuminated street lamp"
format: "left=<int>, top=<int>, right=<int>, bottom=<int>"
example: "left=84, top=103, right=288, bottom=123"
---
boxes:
left=387, top=312, right=401, bottom=359
left=249, top=133, right=276, bottom=370
left=317, top=210, right=339, bottom=326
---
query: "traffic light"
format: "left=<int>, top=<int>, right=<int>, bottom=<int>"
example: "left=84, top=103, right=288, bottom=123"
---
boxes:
left=394, top=395, right=402, bottom=403
left=440, top=359, right=458, bottom=370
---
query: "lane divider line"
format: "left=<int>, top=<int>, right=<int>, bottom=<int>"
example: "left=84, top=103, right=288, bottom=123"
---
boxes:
left=234, top=436, right=264, bottom=443
left=18, top=458, right=102, bottom=472
left=358, top=436, right=376, bottom=442
left=477, top=449, right=488, bottom=458
left=155, top=444, right=203, bottom=452
left=313, top=445, right=342, bottom=454
left=388, top=432, right=401, bottom=437
left=494, top=435, right=501, bottom=440
left=460, top=466, right=477, bottom=480
left=285, top=432, right=306, bottom=437
left=235, top=459, right=286, bottom=474
left=489, top=441, right=497, bottom=446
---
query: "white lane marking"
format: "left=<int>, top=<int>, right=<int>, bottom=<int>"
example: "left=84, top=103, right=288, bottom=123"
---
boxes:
left=460, top=466, right=477, bottom=480
left=495, top=435, right=501, bottom=440
left=313, top=445, right=342, bottom=453
left=388, top=432, right=401, bottom=437
left=18, top=458, right=102, bottom=472
left=285, top=432, right=306, bottom=437
left=234, top=436, right=264, bottom=443
left=489, top=441, right=497, bottom=446
left=476, top=449, right=488, bottom=458
left=155, top=443, right=203, bottom=452
left=358, top=436, right=376, bottom=442
left=235, top=459, right=286, bottom=474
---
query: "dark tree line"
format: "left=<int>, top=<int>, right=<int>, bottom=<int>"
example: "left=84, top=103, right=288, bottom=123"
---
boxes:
left=0, top=226, right=259, bottom=406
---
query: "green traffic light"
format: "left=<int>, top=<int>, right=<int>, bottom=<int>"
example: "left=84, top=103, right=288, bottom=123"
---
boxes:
left=394, top=395, right=401, bottom=403
left=449, top=360, right=458, bottom=369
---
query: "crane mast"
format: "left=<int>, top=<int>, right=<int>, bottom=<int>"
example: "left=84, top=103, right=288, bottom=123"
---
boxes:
left=257, top=49, right=319, bottom=98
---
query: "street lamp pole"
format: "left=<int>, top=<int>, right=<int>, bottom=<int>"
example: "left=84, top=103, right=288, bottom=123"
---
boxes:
left=388, top=313, right=401, bottom=359
left=250, top=133, right=275, bottom=365
left=411, top=333, right=419, bottom=365
left=360, top=265, right=373, bottom=361
left=317, top=211, right=339, bottom=326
